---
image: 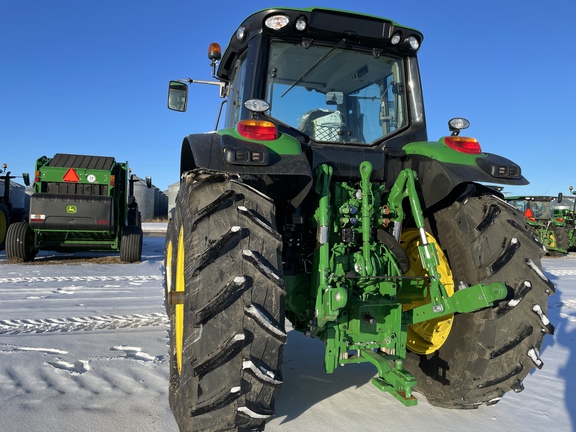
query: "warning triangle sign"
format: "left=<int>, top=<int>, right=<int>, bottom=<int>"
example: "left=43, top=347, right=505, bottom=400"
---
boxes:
left=63, top=168, right=79, bottom=182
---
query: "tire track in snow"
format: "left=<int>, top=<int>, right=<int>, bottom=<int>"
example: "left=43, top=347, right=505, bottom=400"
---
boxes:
left=0, top=313, right=169, bottom=335
left=0, top=275, right=163, bottom=285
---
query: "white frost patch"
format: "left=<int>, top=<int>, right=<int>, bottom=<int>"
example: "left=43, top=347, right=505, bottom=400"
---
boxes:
left=242, top=250, right=281, bottom=281
left=54, top=287, right=76, bottom=295
left=508, top=281, right=530, bottom=308
left=111, top=345, right=142, bottom=352
left=526, top=259, right=550, bottom=282
left=0, top=344, right=68, bottom=355
left=47, top=359, right=90, bottom=374
left=532, top=304, right=550, bottom=325
left=230, top=386, right=241, bottom=394
left=16, top=346, right=68, bottom=354
left=243, top=360, right=282, bottom=385
left=237, top=206, right=276, bottom=234
left=511, top=237, right=518, bottom=245
left=110, top=346, right=157, bottom=362
left=237, top=406, right=272, bottom=419
left=231, top=225, right=241, bottom=232
left=244, top=304, right=286, bottom=339
left=488, top=397, right=501, bottom=405
left=232, top=333, right=246, bottom=343
left=527, top=348, right=543, bottom=368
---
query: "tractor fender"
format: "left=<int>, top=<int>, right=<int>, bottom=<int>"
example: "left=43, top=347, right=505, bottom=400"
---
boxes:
left=180, top=132, right=313, bottom=207
left=405, top=153, right=528, bottom=209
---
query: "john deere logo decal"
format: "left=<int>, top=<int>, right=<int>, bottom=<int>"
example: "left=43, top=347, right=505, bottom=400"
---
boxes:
left=66, top=205, right=77, bottom=214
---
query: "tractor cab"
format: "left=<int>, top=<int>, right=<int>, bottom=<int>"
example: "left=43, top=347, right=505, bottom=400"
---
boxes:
left=169, top=8, right=427, bottom=148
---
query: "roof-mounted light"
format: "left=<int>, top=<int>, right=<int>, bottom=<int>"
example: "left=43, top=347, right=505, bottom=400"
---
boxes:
left=265, top=14, right=290, bottom=30
left=390, top=32, right=401, bottom=45
left=448, top=117, right=470, bottom=136
left=244, top=99, right=270, bottom=113
left=208, top=42, right=221, bottom=61
left=295, top=17, right=307, bottom=31
left=408, top=36, right=420, bottom=50
left=236, top=26, right=246, bottom=41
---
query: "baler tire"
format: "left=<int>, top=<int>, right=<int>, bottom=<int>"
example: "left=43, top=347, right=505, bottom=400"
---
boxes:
left=0, top=203, right=8, bottom=249
left=5, top=221, right=36, bottom=262
left=404, top=185, right=554, bottom=408
left=119, top=225, right=143, bottom=263
left=166, top=169, right=285, bottom=432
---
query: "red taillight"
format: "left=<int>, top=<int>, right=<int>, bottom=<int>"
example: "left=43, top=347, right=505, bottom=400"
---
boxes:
left=110, top=175, right=115, bottom=186
left=237, top=120, right=278, bottom=141
left=63, top=168, right=79, bottom=182
left=557, top=217, right=564, bottom=222
left=444, top=136, right=482, bottom=154
left=34, top=170, right=41, bottom=182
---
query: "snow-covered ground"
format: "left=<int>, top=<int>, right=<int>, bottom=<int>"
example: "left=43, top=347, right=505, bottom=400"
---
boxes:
left=1, top=224, right=574, bottom=432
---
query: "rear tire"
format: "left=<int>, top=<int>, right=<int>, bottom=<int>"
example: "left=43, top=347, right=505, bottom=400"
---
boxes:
left=404, top=185, right=554, bottom=408
left=165, top=169, right=285, bottom=432
left=6, top=221, right=36, bottom=262
left=119, top=225, right=143, bottom=263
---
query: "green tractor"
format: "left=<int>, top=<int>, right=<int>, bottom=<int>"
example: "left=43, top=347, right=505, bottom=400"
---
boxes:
left=6, top=153, right=150, bottom=262
left=0, top=163, right=30, bottom=250
left=164, top=8, right=554, bottom=431
left=553, top=187, right=576, bottom=251
left=506, top=195, right=568, bottom=256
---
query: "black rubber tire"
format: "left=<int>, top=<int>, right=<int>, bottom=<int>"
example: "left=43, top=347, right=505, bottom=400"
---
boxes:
left=5, top=221, right=37, bottom=262
left=166, top=169, right=285, bottom=432
left=404, top=185, right=555, bottom=408
left=119, top=225, right=143, bottom=263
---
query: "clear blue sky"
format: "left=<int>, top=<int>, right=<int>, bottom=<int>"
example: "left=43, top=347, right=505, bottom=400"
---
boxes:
left=1, top=0, right=575, bottom=195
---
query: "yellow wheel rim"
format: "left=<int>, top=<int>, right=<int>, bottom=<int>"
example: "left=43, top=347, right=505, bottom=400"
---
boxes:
left=174, top=227, right=185, bottom=375
left=401, top=229, right=454, bottom=355
left=165, top=238, right=173, bottom=303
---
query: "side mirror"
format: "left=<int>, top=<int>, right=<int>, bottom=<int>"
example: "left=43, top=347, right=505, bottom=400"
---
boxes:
left=145, top=176, right=152, bottom=189
left=22, top=173, right=30, bottom=186
left=558, top=192, right=563, bottom=204
left=325, top=91, right=343, bottom=105
left=168, top=81, right=188, bottom=112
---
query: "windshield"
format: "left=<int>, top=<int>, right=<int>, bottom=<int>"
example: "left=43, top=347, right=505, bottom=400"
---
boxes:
left=266, top=40, right=407, bottom=144
left=509, top=199, right=552, bottom=220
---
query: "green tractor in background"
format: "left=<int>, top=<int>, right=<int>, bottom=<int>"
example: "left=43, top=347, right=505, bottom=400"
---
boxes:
left=6, top=153, right=150, bottom=262
left=552, top=187, right=576, bottom=251
left=165, top=7, right=554, bottom=431
left=506, top=195, right=568, bottom=256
